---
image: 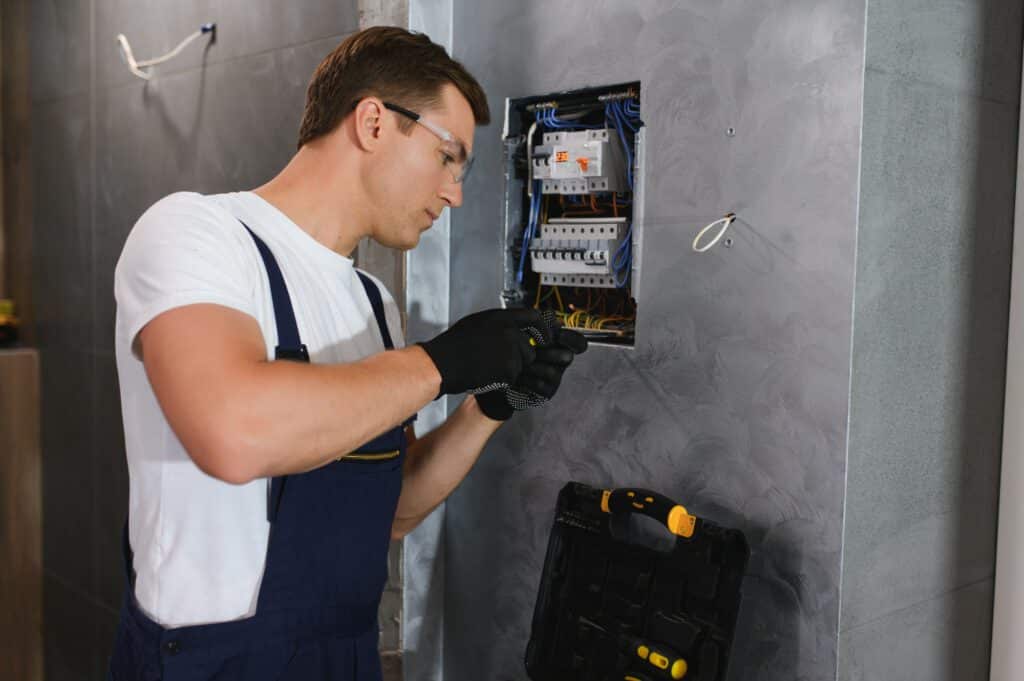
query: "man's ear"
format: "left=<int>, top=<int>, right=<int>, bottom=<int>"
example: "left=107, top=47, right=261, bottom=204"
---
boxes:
left=352, top=97, right=386, bottom=152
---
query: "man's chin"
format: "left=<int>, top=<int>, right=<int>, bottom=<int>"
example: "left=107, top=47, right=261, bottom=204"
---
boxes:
left=374, top=230, right=422, bottom=251
left=393, top=234, right=422, bottom=251
left=407, top=225, right=433, bottom=248
left=404, top=230, right=424, bottom=250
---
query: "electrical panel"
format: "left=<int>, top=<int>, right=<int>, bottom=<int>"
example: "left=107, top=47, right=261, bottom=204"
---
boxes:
left=501, top=82, right=644, bottom=346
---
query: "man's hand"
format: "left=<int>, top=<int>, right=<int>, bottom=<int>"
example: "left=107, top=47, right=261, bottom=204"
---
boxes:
left=418, top=308, right=543, bottom=396
left=476, top=327, right=588, bottom=421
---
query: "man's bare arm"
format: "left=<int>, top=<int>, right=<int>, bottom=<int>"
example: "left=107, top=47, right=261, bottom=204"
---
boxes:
left=391, top=395, right=502, bottom=539
left=139, top=303, right=440, bottom=484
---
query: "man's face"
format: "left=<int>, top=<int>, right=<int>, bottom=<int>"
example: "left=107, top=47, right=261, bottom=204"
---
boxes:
left=367, top=84, right=477, bottom=250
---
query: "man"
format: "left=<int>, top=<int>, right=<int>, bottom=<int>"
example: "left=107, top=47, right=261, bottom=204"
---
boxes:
left=107, top=26, right=586, bottom=681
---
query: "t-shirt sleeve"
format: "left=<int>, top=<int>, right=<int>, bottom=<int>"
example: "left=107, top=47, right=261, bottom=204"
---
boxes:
left=115, top=192, right=259, bottom=358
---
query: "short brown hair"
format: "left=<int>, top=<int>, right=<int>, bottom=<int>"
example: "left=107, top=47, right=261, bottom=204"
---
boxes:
left=297, top=26, right=490, bottom=149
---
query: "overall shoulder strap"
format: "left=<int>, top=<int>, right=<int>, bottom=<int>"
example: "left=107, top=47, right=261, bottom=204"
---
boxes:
left=356, top=270, right=395, bottom=351
left=240, top=221, right=308, bottom=362
left=356, top=271, right=416, bottom=428
left=240, top=220, right=306, bottom=523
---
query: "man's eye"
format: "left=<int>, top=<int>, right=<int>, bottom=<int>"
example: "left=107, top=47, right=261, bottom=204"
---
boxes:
left=441, top=152, right=455, bottom=165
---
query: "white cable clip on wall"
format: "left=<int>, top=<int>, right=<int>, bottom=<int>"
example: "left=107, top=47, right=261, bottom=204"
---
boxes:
left=116, top=23, right=216, bottom=80
left=692, top=213, right=737, bottom=252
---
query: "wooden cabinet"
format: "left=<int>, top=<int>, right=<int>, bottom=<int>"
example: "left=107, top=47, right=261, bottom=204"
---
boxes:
left=0, top=349, right=42, bottom=681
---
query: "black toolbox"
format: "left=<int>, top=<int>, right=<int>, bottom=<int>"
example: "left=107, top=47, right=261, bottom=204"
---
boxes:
left=525, top=482, right=749, bottom=681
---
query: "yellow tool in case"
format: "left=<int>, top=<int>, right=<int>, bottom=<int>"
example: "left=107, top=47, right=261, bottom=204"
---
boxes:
left=525, top=483, right=749, bottom=681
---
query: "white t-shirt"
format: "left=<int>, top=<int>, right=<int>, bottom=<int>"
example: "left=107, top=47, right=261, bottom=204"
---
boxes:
left=114, top=190, right=406, bottom=628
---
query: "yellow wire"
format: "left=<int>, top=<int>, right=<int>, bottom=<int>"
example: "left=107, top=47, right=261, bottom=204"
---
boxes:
left=554, top=292, right=638, bottom=332
left=565, top=309, right=581, bottom=327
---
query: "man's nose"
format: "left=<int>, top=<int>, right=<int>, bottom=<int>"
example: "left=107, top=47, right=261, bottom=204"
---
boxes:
left=439, top=180, right=463, bottom=208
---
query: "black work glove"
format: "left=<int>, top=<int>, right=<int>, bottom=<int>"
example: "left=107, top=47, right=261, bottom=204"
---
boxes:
left=475, top=326, right=589, bottom=421
left=418, top=308, right=543, bottom=397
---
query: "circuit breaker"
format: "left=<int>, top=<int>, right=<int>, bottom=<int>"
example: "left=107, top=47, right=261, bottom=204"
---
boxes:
left=529, top=217, right=628, bottom=288
left=501, top=82, right=644, bottom=346
left=532, top=129, right=627, bottom=195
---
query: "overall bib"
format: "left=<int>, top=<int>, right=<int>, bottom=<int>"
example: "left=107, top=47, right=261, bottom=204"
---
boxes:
left=108, top=222, right=409, bottom=681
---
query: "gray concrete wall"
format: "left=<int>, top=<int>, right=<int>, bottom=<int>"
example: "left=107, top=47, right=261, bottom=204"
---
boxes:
left=838, top=1, right=1022, bottom=679
left=29, top=3, right=359, bottom=678
left=441, top=3, right=867, bottom=680
left=30, top=2, right=1021, bottom=679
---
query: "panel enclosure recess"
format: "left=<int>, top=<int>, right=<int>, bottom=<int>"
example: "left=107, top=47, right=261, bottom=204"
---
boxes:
left=501, top=81, right=644, bottom=347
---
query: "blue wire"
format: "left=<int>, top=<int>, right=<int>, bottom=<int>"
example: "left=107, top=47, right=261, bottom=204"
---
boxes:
left=612, top=221, right=633, bottom=287
left=517, top=181, right=542, bottom=284
left=516, top=192, right=534, bottom=283
left=613, top=100, right=639, bottom=133
left=540, top=107, right=604, bottom=130
left=517, top=196, right=531, bottom=282
left=617, top=101, right=639, bottom=134
left=622, top=104, right=640, bottom=132
left=620, top=99, right=643, bottom=131
left=522, top=188, right=539, bottom=281
left=603, top=100, right=638, bottom=287
left=606, top=102, right=633, bottom=189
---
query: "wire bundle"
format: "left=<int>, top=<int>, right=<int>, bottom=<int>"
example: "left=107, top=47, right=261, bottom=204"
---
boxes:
left=604, top=98, right=641, bottom=287
left=535, top=285, right=636, bottom=338
left=538, top=107, right=604, bottom=129
left=517, top=179, right=543, bottom=284
left=557, top=307, right=633, bottom=336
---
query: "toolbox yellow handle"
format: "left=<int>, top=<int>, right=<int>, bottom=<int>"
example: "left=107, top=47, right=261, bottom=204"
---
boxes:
left=600, top=488, right=697, bottom=538
left=633, top=640, right=689, bottom=679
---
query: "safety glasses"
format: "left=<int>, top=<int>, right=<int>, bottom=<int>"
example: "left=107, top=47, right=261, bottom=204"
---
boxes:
left=383, top=101, right=474, bottom=183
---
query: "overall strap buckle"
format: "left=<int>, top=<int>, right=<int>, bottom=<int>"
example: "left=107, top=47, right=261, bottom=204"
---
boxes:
left=275, top=345, right=309, bottom=362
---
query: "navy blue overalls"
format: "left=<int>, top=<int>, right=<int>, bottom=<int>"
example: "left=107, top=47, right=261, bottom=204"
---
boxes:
left=108, top=222, right=410, bottom=681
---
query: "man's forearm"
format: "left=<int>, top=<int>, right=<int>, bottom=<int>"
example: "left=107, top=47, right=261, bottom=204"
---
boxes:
left=235, top=345, right=441, bottom=480
left=141, top=303, right=443, bottom=484
left=391, top=395, right=503, bottom=538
